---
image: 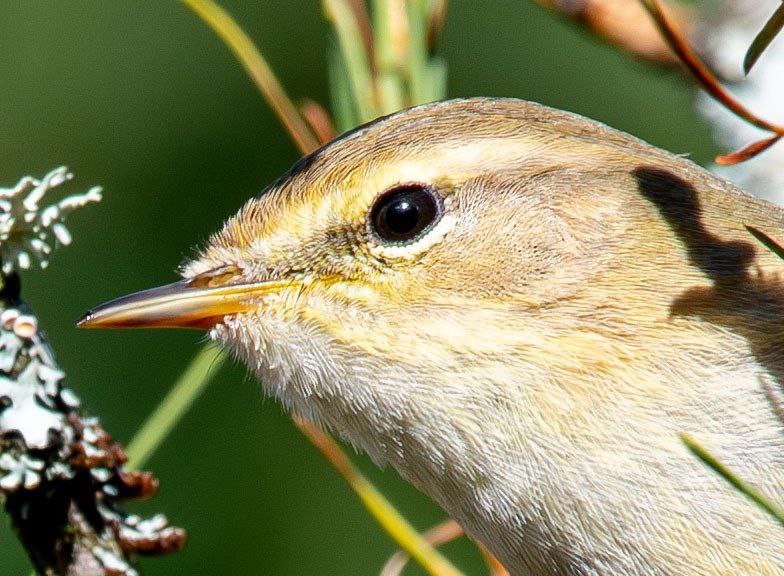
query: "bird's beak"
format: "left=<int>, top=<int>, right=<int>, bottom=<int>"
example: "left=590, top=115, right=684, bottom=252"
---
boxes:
left=77, top=268, right=289, bottom=330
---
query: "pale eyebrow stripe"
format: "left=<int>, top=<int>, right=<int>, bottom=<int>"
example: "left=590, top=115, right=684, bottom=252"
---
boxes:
left=254, top=134, right=637, bottom=250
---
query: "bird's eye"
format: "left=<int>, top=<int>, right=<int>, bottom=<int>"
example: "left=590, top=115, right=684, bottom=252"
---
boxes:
left=369, top=184, right=442, bottom=244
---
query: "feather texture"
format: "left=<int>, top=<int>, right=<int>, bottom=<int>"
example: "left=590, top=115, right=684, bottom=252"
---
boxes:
left=186, top=98, right=784, bottom=574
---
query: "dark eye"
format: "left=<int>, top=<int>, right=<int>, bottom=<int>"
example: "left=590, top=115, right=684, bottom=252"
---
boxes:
left=369, top=184, right=442, bottom=244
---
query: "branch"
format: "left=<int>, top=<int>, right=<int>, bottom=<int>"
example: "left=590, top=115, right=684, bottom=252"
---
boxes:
left=0, top=169, right=184, bottom=575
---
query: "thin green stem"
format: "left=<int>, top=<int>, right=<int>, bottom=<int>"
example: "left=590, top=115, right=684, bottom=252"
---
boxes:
left=180, top=0, right=320, bottom=154
left=746, top=225, right=784, bottom=262
left=681, top=433, right=784, bottom=527
left=372, top=0, right=406, bottom=113
left=323, top=0, right=379, bottom=122
left=296, top=419, right=466, bottom=576
left=328, top=37, right=360, bottom=132
left=406, top=0, right=430, bottom=105
left=422, top=55, right=448, bottom=103
left=126, top=343, right=226, bottom=470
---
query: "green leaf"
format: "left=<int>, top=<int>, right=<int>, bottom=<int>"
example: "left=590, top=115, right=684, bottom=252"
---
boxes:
left=423, top=55, right=448, bottom=103
left=681, top=434, right=784, bottom=528
left=407, top=0, right=430, bottom=105
left=323, top=0, right=378, bottom=123
left=328, top=37, right=360, bottom=133
left=372, top=0, right=407, bottom=114
left=744, top=2, right=784, bottom=75
left=126, top=344, right=226, bottom=470
left=745, top=224, right=784, bottom=261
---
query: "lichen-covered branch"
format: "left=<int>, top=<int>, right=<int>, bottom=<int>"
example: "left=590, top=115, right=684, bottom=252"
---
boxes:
left=0, top=169, right=184, bottom=575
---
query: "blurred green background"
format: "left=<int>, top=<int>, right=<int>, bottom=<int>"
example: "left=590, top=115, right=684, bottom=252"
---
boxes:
left=0, top=1, right=717, bottom=574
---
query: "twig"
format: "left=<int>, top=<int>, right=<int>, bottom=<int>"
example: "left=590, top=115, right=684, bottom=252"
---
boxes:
left=294, top=417, right=466, bottom=576
left=0, top=170, right=184, bottom=575
left=180, top=0, right=320, bottom=154
left=125, top=343, right=225, bottom=470
left=639, top=0, right=784, bottom=164
left=379, top=519, right=463, bottom=576
left=641, top=0, right=782, bottom=134
left=540, top=0, right=784, bottom=163
left=300, top=99, right=339, bottom=144
left=716, top=134, right=783, bottom=166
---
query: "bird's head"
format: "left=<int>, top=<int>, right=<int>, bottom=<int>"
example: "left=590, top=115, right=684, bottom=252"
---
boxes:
left=78, top=98, right=698, bottom=467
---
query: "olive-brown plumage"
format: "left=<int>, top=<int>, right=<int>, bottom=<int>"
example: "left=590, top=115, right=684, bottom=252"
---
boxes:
left=82, top=98, right=784, bottom=575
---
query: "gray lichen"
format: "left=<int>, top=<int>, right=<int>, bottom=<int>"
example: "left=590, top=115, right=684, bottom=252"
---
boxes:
left=0, top=452, right=45, bottom=491
left=0, top=169, right=184, bottom=575
left=0, top=166, right=102, bottom=274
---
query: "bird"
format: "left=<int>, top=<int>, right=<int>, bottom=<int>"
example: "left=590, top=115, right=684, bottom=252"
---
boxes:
left=79, top=97, right=784, bottom=575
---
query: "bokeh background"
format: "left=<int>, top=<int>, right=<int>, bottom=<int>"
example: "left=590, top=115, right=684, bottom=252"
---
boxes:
left=0, top=1, right=718, bottom=574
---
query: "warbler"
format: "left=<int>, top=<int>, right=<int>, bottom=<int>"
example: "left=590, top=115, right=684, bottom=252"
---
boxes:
left=80, top=98, right=784, bottom=575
